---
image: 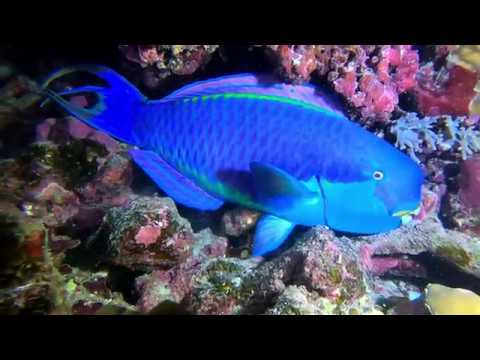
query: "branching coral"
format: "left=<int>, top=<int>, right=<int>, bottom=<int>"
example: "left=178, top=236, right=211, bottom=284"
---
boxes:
left=390, top=112, right=480, bottom=162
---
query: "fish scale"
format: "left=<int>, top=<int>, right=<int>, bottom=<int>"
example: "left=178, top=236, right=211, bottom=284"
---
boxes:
left=139, top=94, right=364, bottom=200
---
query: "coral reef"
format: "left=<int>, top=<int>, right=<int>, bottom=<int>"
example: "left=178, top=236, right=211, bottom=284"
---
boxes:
left=134, top=226, right=389, bottom=315
left=119, top=45, right=219, bottom=90
left=3, top=45, right=480, bottom=315
left=263, top=45, right=419, bottom=123
left=187, top=227, right=382, bottom=315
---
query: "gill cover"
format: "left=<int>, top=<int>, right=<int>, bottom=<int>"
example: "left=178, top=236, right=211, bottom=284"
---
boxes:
left=319, top=177, right=402, bottom=234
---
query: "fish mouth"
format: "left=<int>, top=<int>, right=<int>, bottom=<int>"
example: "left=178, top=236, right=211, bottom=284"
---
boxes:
left=392, top=205, right=422, bottom=225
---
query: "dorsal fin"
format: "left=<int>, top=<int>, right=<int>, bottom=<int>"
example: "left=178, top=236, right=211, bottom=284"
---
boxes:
left=157, top=73, right=346, bottom=117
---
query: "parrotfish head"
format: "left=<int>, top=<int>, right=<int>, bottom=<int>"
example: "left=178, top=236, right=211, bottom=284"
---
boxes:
left=319, top=135, right=424, bottom=235
left=371, top=145, right=424, bottom=222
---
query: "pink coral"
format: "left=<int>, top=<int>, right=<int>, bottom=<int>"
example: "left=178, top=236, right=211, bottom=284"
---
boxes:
left=266, top=45, right=419, bottom=123
left=276, top=45, right=318, bottom=82
left=354, top=71, right=398, bottom=121
left=334, top=45, right=417, bottom=122
left=360, top=244, right=400, bottom=275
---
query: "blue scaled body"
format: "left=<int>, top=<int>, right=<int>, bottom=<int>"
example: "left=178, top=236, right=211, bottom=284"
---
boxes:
left=42, top=65, right=424, bottom=256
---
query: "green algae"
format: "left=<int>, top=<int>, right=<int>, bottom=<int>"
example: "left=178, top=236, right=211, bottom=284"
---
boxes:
left=435, top=244, right=473, bottom=267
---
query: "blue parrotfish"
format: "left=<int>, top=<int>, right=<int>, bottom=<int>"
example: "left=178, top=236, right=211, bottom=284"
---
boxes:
left=41, top=65, right=424, bottom=257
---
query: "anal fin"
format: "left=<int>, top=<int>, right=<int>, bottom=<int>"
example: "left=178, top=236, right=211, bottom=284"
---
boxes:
left=130, top=149, right=224, bottom=211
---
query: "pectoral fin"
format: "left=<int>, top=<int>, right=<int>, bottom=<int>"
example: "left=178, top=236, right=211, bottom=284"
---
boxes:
left=252, top=214, right=296, bottom=256
left=250, top=162, right=318, bottom=208
left=250, top=162, right=326, bottom=226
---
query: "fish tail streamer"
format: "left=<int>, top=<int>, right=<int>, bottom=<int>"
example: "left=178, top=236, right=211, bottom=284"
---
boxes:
left=40, top=65, right=146, bottom=145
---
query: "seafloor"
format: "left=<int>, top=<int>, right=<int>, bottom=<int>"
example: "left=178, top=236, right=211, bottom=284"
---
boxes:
left=1, top=45, right=480, bottom=315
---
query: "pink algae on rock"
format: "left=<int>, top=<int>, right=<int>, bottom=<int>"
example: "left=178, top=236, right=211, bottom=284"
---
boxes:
left=135, top=225, right=164, bottom=247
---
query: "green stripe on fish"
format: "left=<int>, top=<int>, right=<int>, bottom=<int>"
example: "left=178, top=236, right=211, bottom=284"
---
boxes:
left=182, top=92, right=344, bottom=117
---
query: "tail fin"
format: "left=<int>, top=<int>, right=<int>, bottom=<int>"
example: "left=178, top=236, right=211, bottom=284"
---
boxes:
left=41, top=65, right=146, bottom=145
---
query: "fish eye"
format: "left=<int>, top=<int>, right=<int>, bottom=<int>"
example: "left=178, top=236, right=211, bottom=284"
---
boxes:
left=373, top=170, right=384, bottom=181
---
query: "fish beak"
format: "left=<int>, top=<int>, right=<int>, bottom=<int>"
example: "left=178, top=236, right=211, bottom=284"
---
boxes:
left=393, top=205, right=422, bottom=225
